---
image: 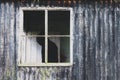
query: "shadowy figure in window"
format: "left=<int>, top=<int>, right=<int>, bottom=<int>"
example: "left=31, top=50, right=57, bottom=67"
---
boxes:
left=37, top=33, right=58, bottom=62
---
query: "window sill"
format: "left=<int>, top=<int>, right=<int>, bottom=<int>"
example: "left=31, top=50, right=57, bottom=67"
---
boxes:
left=17, top=63, right=73, bottom=67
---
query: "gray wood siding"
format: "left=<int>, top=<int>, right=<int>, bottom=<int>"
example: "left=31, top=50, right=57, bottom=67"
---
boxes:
left=72, top=3, right=120, bottom=80
left=0, top=2, right=120, bottom=80
left=0, top=2, right=16, bottom=80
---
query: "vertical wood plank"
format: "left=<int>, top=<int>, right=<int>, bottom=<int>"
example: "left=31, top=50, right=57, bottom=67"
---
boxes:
left=0, top=3, right=5, bottom=80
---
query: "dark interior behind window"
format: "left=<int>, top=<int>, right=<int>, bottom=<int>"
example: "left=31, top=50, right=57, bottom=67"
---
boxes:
left=48, top=11, right=70, bottom=35
left=24, top=11, right=45, bottom=34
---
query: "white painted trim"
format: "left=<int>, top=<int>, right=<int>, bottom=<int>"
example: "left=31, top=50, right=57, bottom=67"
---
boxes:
left=45, top=9, right=48, bottom=63
left=18, top=7, right=73, bottom=66
left=18, top=7, right=25, bottom=64
left=20, top=7, right=72, bottom=11
left=18, top=63, right=73, bottom=67
left=70, top=8, right=73, bottom=65
left=21, top=35, right=70, bottom=37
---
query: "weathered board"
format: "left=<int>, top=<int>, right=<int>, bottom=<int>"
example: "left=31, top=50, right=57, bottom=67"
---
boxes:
left=0, top=1, right=120, bottom=80
left=0, top=2, right=16, bottom=80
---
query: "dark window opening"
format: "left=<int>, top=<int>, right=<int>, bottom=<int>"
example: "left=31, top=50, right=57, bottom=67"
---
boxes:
left=24, top=11, right=45, bottom=34
left=23, top=10, right=70, bottom=63
left=48, top=11, right=70, bottom=35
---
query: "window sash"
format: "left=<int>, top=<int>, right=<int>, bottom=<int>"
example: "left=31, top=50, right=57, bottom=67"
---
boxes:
left=18, top=7, right=73, bottom=66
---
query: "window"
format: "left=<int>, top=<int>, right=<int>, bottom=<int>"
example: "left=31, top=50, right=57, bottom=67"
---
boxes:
left=18, top=7, right=73, bottom=66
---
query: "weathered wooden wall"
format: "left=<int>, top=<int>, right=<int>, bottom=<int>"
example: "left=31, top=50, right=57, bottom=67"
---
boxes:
left=72, top=3, right=120, bottom=80
left=0, top=1, right=120, bottom=80
left=0, top=2, right=17, bottom=80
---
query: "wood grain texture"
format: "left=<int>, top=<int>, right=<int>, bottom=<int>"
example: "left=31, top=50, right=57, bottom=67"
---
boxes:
left=0, top=2, right=16, bottom=80
left=72, top=3, right=120, bottom=80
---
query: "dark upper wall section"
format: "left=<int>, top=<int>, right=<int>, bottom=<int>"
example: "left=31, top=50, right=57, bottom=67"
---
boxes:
left=0, top=0, right=120, bottom=6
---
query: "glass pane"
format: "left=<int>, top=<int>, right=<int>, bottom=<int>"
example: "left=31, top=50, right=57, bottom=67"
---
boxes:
left=24, top=11, right=45, bottom=35
left=36, top=37, right=45, bottom=63
left=48, top=37, right=70, bottom=63
left=48, top=11, right=70, bottom=35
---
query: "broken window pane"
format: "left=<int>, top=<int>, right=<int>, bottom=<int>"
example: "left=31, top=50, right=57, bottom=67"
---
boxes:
left=36, top=37, right=45, bottom=63
left=25, top=37, right=43, bottom=63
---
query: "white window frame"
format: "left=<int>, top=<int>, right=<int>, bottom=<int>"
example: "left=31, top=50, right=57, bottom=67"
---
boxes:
left=18, top=7, right=73, bottom=66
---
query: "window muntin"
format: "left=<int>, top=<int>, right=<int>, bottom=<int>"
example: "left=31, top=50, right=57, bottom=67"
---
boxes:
left=18, top=7, right=73, bottom=66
